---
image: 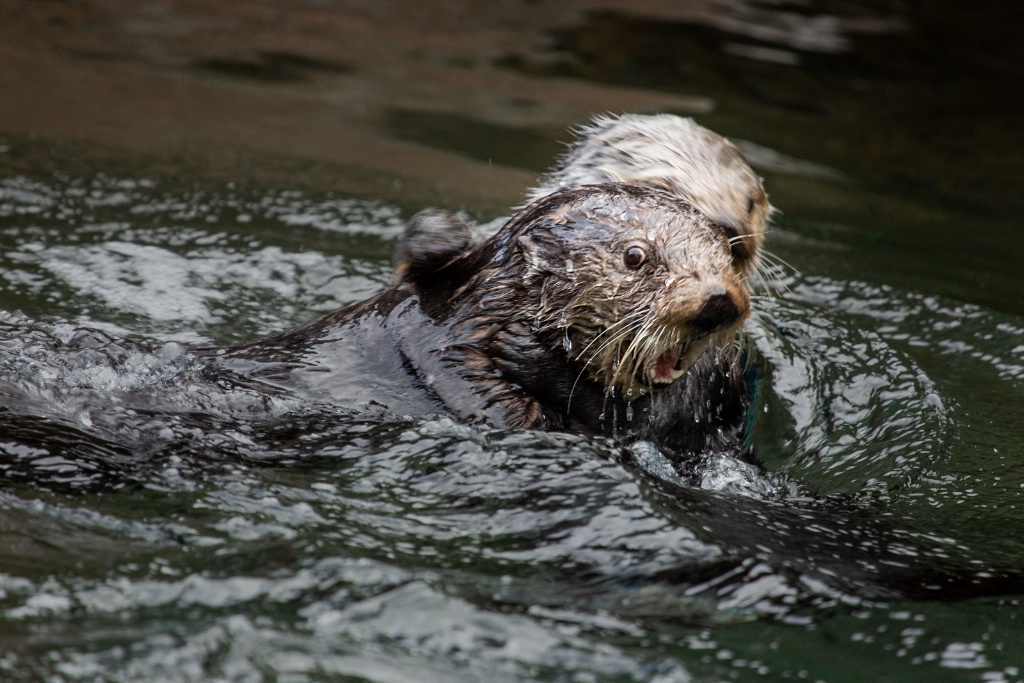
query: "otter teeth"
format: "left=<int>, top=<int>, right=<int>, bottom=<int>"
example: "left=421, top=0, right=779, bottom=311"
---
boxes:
left=650, top=345, right=687, bottom=384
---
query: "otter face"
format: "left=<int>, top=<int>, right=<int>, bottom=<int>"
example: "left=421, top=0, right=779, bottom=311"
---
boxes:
left=515, top=185, right=750, bottom=400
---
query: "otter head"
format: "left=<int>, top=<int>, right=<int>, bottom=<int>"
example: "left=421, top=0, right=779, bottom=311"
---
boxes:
left=528, top=114, right=772, bottom=279
left=491, top=184, right=750, bottom=401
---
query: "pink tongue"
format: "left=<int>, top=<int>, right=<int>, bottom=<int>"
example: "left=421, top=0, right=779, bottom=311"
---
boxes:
left=654, top=347, right=681, bottom=380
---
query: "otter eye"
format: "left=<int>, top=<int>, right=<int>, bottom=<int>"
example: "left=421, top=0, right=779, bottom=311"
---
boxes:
left=719, top=224, right=749, bottom=264
left=623, top=246, right=647, bottom=270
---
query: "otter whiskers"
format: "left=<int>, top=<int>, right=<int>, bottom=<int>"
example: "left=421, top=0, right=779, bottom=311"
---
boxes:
left=747, top=246, right=796, bottom=298
left=564, top=310, right=648, bottom=410
left=607, top=316, right=661, bottom=393
left=570, top=306, right=700, bottom=401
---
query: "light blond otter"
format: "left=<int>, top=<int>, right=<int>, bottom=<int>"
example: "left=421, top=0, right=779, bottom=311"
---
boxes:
left=528, top=114, right=772, bottom=278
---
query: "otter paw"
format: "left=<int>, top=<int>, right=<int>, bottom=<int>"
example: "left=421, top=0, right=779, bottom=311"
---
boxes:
left=392, top=209, right=477, bottom=284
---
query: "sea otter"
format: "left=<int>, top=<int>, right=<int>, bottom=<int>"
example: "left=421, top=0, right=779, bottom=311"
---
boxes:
left=203, top=115, right=770, bottom=457
left=204, top=183, right=753, bottom=456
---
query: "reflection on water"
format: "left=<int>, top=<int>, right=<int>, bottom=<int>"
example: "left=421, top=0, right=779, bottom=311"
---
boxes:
left=0, top=175, right=401, bottom=342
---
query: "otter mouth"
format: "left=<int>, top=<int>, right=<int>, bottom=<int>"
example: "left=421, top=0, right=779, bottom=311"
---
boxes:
left=583, top=324, right=738, bottom=397
left=647, top=340, right=712, bottom=385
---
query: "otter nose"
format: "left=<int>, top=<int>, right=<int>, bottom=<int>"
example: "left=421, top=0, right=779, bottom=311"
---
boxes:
left=689, top=285, right=742, bottom=335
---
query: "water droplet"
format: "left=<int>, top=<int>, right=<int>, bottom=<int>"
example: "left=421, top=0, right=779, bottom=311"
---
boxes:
left=562, top=330, right=572, bottom=353
left=625, top=403, right=634, bottom=421
left=565, top=259, right=574, bottom=276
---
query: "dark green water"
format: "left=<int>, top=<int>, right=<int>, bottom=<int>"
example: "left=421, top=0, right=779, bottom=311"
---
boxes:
left=1, top=2, right=1023, bottom=682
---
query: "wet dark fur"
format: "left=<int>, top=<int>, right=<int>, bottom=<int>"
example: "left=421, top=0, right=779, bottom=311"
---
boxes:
left=203, top=185, right=752, bottom=459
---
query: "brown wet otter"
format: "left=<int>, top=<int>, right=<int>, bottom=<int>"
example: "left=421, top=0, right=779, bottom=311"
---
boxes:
left=205, top=183, right=752, bottom=455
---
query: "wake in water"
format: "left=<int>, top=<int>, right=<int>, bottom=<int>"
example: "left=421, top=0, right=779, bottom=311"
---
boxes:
left=1, top=170, right=1023, bottom=683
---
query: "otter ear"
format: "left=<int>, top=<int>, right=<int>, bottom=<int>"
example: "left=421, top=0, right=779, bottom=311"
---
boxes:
left=392, top=209, right=477, bottom=284
left=517, top=233, right=538, bottom=256
left=517, top=233, right=558, bottom=274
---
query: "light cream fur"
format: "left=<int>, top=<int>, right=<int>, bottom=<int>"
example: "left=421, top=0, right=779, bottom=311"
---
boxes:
left=528, top=114, right=773, bottom=277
